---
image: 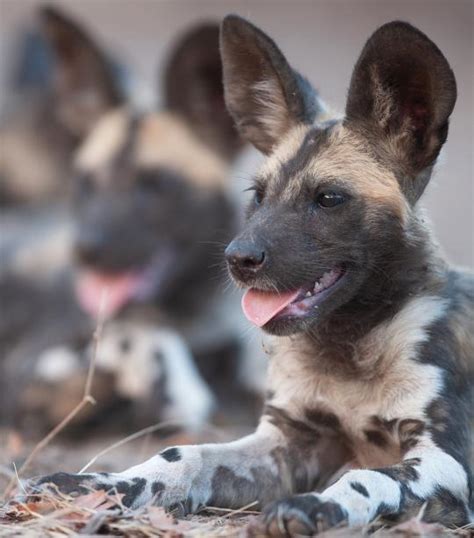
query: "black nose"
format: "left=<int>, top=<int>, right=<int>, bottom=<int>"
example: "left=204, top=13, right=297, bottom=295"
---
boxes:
left=225, top=239, right=266, bottom=279
left=75, top=229, right=106, bottom=265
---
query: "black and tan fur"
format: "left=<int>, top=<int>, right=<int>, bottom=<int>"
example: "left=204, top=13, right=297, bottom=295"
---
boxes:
left=24, top=16, right=473, bottom=533
left=1, top=13, right=258, bottom=435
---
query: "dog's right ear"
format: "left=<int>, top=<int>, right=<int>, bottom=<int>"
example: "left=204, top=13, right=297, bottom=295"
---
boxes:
left=40, top=6, right=123, bottom=138
left=220, top=15, right=322, bottom=155
left=164, top=23, right=242, bottom=161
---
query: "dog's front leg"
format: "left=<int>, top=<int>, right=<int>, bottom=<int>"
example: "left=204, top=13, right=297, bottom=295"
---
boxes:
left=261, top=441, right=471, bottom=534
left=26, top=421, right=295, bottom=512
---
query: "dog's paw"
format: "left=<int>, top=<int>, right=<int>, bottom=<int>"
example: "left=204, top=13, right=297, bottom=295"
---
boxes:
left=25, top=472, right=101, bottom=497
left=259, top=494, right=347, bottom=536
left=24, top=472, right=152, bottom=508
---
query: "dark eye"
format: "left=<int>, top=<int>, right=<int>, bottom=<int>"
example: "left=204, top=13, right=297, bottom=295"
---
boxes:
left=254, top=188, right=264, bottom=206
left=316, top=192, right=345, bottom=208
left=244, top=184, right=265, bottom=206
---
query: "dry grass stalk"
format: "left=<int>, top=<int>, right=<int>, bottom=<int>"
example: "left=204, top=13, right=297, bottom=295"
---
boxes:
left=78, top=420, right=179, bottom=474
left=2, top=291, right=109, bottom=500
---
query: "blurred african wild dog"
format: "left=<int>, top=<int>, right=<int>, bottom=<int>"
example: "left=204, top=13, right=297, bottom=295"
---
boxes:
left=1, top=8, right=264, bottom=436
left=27, top=15, right=473, bottom=532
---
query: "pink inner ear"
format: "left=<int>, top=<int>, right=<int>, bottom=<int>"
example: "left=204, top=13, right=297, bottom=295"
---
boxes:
left=403, top=71, right=431, bottom=133
left=403, top=98, right=430, bottom=134
left=412, top=103, right=429, bottom=132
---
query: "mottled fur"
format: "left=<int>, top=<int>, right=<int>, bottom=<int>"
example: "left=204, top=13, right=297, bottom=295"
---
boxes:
left=26, top=16, right=473, bottom=534
left=1, top=16, right=257, bottom=436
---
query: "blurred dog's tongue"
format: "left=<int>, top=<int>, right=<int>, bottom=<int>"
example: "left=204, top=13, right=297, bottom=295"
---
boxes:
left=76, top=271, right=142, bottom=318
left=242, top=288, right=300, bottom=327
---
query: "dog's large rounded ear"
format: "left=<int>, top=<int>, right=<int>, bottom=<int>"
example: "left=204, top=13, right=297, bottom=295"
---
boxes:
left=220, top=15, right=322, bottom=155
left=40, top=5, right=124, bottom=138
left=345, top=21, right=456, bottom=199
left=164, top=23, right=241, bottom=161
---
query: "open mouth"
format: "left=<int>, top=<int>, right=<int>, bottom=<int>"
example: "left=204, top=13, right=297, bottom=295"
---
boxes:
left=241, top=267, right=346, bottom=327
left=75, top=249, right=175, bottom=319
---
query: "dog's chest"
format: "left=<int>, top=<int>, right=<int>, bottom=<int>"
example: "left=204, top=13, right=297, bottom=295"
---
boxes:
left=267, top=332, right=443, bottom=467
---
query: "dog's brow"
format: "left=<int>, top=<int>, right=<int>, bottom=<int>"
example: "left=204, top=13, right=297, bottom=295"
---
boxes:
left=265, top=125, right=334, bottom=200
left=108, top=113, right=142, bottom=182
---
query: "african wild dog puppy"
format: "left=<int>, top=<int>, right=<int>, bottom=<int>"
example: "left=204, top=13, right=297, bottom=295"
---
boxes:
left=1, top=14, right=260, bottom=435
left=25, top=16, right=473, bottom=532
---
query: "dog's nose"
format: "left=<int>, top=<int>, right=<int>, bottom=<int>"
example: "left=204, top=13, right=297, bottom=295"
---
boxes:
left=75, top=229, right=106, bottom=265
left=225, top=239, right=266, bottom=277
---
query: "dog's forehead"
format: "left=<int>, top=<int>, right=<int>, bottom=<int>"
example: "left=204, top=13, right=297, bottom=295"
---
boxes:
left=75, top=107, right=131, bottom=173
left=135, top=112, right=228, bottom=188
left=75, top=109, right=228, bottom=189
left=260, top=122, right=406, bottom=215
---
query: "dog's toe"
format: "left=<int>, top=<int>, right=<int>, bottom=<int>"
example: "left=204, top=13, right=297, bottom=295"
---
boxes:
left=26, top=472, right=99, bottom=497
left=261, top=494, right=347, bottom=536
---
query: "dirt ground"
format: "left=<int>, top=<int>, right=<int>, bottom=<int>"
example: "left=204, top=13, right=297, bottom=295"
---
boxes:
left=0, top=428, right=472, bottom=537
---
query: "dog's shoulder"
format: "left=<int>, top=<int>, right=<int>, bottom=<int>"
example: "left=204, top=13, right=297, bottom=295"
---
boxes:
left=420, top=268, right=474, bottom=377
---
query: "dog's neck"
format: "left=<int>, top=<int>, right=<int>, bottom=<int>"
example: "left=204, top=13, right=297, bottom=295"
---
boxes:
left=296, top=212, right=447, bottom=378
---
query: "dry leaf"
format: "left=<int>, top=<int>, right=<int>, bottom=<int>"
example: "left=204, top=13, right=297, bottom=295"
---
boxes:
left=72, top=489, right=113, bottom=510
left=5, top=498, right=61, bottom=519
left=148, top=506, right=194, bottom=534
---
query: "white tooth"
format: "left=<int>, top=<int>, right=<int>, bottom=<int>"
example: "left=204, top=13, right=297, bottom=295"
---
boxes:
left=305, top=291, right=312, bottom=297
left=321, top=270, right=335, bottom=288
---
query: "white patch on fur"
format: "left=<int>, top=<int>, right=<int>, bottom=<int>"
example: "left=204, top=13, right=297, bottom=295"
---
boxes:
left=96, top=322, right=161, bottom=399
left=268, top=295, right=447, bottom=468
left=115, top=420, right=285, bottom=509
left=36, top=347, right=81, bottom=382
left=321, top=469, right=401, bottom=525
left=406, top=440, right=470, bottom=501
left=96, top=323, right=214, bottom=432
left=155, top=329, right=215, bottom=432
left=320, top=438, right=469, bottom=526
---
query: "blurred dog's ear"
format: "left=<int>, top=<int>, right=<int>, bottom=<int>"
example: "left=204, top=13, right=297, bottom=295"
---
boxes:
left=345, top=21, right=456, bottom=201
left=40, top=5, right=123, bottom=138
left=220, top=15, right=323, bottom=155
left=164, top=23, right=242, bottom=161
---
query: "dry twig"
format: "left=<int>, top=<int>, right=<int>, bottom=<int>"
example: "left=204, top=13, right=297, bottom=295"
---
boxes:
left=78, top=420, right=180, bottom=474
left=2, top=292, right=108, bottom=500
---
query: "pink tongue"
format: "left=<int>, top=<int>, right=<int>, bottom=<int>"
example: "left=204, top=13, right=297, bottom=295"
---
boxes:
left=242, top=288, right=300, bottom=327
left=76, top=271, right=142, bottom=319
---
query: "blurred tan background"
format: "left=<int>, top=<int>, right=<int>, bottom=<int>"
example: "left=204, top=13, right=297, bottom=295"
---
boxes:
left=1, top=0, right=472, bottom=267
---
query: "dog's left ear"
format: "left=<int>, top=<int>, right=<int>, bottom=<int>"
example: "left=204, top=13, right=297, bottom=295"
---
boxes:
left=345, top=21, right=456, bottom=201
left=40, top=6, right=124, bottom=138
left=220, top=15, right=323, bottom=155
left=164, top=23, right=242, bottom=161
